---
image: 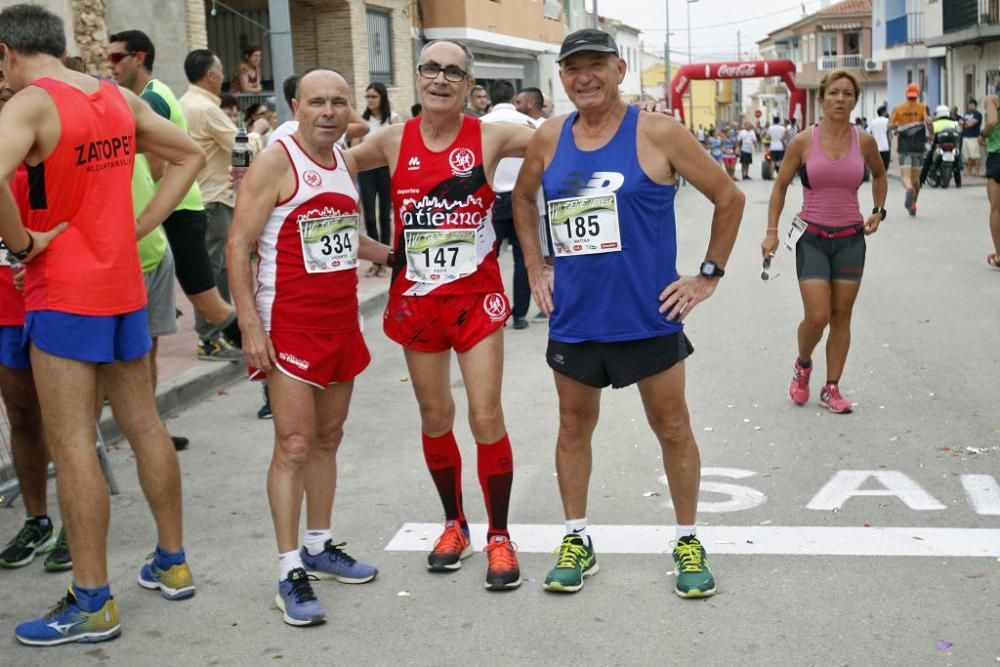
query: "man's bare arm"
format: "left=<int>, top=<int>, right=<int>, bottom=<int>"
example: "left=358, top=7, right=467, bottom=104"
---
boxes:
left=226, top=146, right=287, bottom=371
left=512, top=124, right=556, bottom=314
left=127, top=89, right=205, bottom=239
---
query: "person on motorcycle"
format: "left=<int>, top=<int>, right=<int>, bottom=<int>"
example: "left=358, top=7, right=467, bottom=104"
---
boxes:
left=921, top=104, right=963, bottom=188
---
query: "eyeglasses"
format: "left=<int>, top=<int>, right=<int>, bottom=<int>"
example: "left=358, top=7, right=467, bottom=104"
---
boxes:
left=107, top=51, right=139, bottom=65
left=417, top=63, right=468, bottom=83
left=761, top=256, right=780, bottom=282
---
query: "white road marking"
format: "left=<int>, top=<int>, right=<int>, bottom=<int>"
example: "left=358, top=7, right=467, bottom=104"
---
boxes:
left=806, top=470, right=947, bottom=511
left=386, top=523, right=1000, bottom=557
left=660, top=467, right=767, bottom=513
left=961, top=474, right=1000, bottom=516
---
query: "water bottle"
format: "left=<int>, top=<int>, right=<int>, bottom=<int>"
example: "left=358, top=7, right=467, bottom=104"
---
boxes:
left=231, top=128, right=253, bottom=180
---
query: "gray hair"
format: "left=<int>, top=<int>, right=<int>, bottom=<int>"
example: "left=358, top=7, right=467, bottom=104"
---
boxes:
left=0, top=4, right=67, bottom=59
left=419, top=39, right=474, bottom=75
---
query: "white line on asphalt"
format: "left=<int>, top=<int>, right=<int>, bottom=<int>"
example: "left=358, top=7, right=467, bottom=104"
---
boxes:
left=386, top=523, right=1000, bottom=557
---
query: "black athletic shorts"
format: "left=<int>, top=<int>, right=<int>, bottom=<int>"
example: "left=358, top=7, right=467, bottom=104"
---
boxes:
left=770, top=149, right=785, bottom=163
left=987, top=153, right=1000, bottom=183
left=796, top=225, right=866, bottom=282
left=740, top=151, right=753, bottom=166
left=546, top=333, right=693, bottom=389
left=161, top=209, right=216, bottom=295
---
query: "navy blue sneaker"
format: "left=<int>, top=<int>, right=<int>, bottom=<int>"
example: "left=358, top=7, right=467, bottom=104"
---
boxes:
left=15, top=589, right=120, bottom=646
left=275, top=568, right=325, bottom=626
left=257, top=384, right=272, bottom=420
left=301, top=540, right=378, bottom=584
left=138, top=553, right=196, bottom=600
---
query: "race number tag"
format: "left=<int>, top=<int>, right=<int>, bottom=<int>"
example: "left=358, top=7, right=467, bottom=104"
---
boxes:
left=404, top=229, right=478, bottom=284
left=298, top=215, right=359, bottom=273
left=784, top=215, right=808, bottom=252
left=547, top=194, right=622, bottom=257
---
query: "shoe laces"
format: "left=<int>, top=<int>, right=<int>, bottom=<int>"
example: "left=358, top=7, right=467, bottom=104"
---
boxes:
left=822, top=384, right=845, bottom=402
left=674, top=539, right=705, bottom=573
left=553, top=538, right=588, bottom=569
left=44, top=593, right=72, bottom=619
left=287, top=569, right=319, bottom=603
left=484, top=538, right=518, bottom=569
left=52, top=530, right=68, bottom=552
left=8, top=522, right=43, bottom=548
left=323, top=540, right=357, bottom=566
left=432, top=524, right=468, bottom=553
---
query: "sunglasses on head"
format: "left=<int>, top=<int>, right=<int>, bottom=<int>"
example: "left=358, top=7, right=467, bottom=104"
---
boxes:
left=107, top=51, right=140, bottom=65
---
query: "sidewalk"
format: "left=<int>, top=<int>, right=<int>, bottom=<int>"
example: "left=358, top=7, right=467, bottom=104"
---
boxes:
left=99, top=258, right=392, bottom=444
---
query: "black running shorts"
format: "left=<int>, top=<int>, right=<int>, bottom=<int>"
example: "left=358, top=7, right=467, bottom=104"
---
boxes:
left=986, top=153, right=1000, bottom=184
left=161, top=209, right=217, bottom=295
left=546, top=333, right=694, bottom=389
left=796, top=227, right=866, bottom=282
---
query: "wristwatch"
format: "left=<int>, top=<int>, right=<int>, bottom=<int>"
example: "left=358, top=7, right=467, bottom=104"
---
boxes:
left=699, top=260, right=725, bottom=278
left=872, top=206, right=887, bottom=221
left=10, top=234, right=34, bottom=261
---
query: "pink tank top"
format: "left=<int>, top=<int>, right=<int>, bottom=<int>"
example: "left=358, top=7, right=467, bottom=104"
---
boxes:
left=799, top=124, right=864, bottom=228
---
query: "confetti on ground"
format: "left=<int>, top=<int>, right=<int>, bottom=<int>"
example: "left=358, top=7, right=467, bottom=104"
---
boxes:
left=400, top=375, right=409, bottom=382
left=642, top=491, right=661, bottom=497
left=936, top=641, right=952, bottom=650
left=703, top=427, right=714, bottom=432
left=397, top=591, right=411, bottom=597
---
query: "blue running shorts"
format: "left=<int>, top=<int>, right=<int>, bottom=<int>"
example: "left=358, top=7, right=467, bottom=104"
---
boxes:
left=0, top=325, right=30, bottom=370
left=23, top=308, right=152, bottom=364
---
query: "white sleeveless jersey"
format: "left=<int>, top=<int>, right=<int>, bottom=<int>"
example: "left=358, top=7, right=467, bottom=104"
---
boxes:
left=255, top=136, right=361, bottom=333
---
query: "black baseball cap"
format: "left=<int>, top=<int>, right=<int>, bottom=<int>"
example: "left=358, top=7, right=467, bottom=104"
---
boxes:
left=556, top=29, right=619, bottom=63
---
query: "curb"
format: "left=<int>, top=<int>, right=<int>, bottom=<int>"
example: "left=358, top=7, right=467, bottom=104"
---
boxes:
left=99, top=287, right=390, bottom=445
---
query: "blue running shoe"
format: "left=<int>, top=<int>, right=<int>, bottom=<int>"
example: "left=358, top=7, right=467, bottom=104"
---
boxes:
left=15, top=589, right=121, bottom=646
left=275, top=568, right=325, bottom=626
left=138, top=554, right=196, bottom=600
left=301, top=540, right=378, bottom=584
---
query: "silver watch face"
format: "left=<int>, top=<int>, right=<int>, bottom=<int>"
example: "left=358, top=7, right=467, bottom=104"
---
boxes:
left=701, top=261, right=717, bottom=276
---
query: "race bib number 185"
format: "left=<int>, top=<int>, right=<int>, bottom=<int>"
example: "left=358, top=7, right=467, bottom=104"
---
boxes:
left=298, top=215, right=359, bottom=274
left=547, top=194, right=622, bottom=257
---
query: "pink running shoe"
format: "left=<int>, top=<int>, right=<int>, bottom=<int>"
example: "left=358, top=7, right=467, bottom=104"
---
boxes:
left=788, top=360, right=812, bottom=405
left=820, top=383, right=853, bottom=413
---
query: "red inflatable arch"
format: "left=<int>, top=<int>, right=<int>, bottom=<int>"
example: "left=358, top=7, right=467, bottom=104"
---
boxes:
left=669, top=59, right=805, bottom=126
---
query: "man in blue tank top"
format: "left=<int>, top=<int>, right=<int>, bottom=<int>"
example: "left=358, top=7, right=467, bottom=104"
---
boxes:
left=512, top=29, right=744, bottom=598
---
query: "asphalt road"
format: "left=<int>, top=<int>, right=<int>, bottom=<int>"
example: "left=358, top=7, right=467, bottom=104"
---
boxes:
left=1, top=174, right=998, bottom=666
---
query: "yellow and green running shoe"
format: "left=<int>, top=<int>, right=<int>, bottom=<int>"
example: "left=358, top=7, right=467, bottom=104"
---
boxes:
left=672, top=535, right=716, bottom=598
left=543, top=534, right=598, bottom=593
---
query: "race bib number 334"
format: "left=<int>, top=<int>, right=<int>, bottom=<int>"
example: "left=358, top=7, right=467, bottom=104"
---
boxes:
left=547, top=194, right=622, bottom=257
left=298, top=215, right=359, bottom=273
left=404, top=229, right=477, bottom=284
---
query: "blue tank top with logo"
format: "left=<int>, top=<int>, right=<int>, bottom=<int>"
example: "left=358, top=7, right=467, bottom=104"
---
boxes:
left=541, top=105, right=681, bottom=343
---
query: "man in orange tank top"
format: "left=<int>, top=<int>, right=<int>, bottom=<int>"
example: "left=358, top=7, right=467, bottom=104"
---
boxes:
left=228, top=68, right=392, bottom=627
left=0, top=4, right=205, bottom=646
left=347, top=40, right=534, bottom=591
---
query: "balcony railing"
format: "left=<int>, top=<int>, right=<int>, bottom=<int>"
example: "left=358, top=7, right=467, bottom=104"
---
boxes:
left=819, top=54, right=864, bottom=71
left=943, top=0, right=998, bottom=32
left=886, top=11, right=924, bottom=46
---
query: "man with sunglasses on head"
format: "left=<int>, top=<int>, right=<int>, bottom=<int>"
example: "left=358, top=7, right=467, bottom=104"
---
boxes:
left=346, top=40, right=533, bottom=592
left=107, top=31, right=244, bottom=365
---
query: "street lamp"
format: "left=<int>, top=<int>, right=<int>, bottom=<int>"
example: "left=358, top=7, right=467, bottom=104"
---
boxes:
left=686, top=0, right=698, bottom=128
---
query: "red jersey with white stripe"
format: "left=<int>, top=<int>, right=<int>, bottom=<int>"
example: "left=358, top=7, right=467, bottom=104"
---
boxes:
left=255, top=136, right=360, bottom=334
left=390, top=114, right=500, bottom=297
left=24, top=78, right=145, bottom=315
left=0, top=166, right=30, bottom=326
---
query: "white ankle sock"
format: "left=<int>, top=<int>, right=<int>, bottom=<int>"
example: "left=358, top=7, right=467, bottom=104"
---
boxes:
left=278, top=550, right=304, bottom=581
left=566, top=517, right=587, bottom=539
left=675, top=524, right=697, bottom=540
left=303, top=528, right=332, bottom=556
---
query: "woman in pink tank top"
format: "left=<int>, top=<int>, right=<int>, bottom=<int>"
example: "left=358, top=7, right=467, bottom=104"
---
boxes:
left=761, top=70, right=888, bottom=414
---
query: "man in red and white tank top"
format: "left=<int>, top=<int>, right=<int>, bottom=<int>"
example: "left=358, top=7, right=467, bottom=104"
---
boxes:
left=228, top=69, right=392, bottom=626
left=0, top=5, right=206, bottom=646
left=347, top=39, right=534, bottom=590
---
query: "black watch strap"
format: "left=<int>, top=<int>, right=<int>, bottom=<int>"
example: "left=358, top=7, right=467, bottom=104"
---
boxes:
left=11, top=234, right=33, bottom=261
left=872, top=206, right=887, bottom=221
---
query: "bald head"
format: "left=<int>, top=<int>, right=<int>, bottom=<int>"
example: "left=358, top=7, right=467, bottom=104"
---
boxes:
left=296, top=67, right=350, bottom=101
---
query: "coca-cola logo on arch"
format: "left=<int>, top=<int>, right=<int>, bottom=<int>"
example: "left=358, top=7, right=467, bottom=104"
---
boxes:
left=716, top=63, right=757, bottom=78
